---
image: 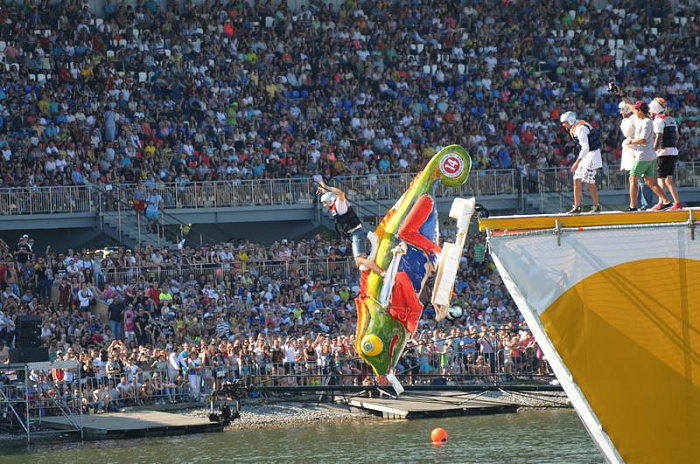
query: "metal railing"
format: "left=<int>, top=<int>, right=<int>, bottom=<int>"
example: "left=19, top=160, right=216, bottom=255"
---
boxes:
left=534, top=161, right=700, bottom=193
left=3, top=162, right=699, bottom=217
left=0, top=362, right=84, bottom=442
left=99, top=257, right=357, bottom=287
left=0, top=169, right=520, bottom=216
left=0, top=185, right=95, bottom=215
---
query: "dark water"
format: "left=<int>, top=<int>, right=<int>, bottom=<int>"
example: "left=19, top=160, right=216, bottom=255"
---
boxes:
left=1, top=410, right=603, bottom=464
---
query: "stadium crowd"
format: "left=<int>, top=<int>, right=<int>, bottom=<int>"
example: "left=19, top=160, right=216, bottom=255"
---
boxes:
left=0, top=0, right=699, bottom=193
left=4, top=0, right=698, bottom=414
left=0, top=230, right=548, bottom=410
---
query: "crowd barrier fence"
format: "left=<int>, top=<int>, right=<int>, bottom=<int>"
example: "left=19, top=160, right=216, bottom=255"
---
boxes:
left=5, top=163, right=693, bottom=216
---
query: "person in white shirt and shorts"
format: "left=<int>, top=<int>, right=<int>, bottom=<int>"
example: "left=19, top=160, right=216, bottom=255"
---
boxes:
left=560, top=111, right=602, bottom=214
left=649, top=97, right=682, bottom=210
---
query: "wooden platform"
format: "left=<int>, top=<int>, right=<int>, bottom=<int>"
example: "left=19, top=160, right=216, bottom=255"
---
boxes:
left=479, top=207, right=699, bottom=232
left=340, top=391, right=518, bottom=419
left=37, top=410, right=222, bottom=439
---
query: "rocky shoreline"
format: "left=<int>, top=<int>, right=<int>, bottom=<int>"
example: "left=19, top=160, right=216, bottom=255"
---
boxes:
left=184, top=399, right=374, bottom=430
left=484, top=390, right=571, bottom=409
left=182, top=390, right=571, bottom=431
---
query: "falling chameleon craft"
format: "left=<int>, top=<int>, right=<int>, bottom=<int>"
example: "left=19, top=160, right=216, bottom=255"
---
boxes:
left=354, top=144, right=476, bottom=394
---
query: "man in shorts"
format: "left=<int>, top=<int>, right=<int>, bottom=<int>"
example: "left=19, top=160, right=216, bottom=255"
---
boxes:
left=626, top=101, right=671, bottom=211
left=560, top=111, right=602, bottom=214
left=317, top=179, right=384, bottom=277
left=649, top=97, right=682, bottom=210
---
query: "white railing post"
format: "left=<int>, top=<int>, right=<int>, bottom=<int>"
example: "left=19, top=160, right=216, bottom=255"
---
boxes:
left=137, top=210, right=141, bottom=244
left=117, top=197, right=122, bottom=243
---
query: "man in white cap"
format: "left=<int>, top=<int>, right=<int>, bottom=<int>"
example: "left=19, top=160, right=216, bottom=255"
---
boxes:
left=611, top=83, right=672, bottom=210
left=560, top=111, right=602, bottom=214
left=626, top=100, right=671, bottom=211
left=649, top=97, right=682, bottom=210
left=316, top=179, right=384, bottom=277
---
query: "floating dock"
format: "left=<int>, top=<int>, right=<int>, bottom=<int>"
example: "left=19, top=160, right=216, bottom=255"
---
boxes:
left=38, top=410, right=222, bottom=439
left=339, top=391, right=518, bottom=419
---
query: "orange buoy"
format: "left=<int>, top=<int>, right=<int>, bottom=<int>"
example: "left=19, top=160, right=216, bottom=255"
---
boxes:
left=431, top=427, right=448, bottom=444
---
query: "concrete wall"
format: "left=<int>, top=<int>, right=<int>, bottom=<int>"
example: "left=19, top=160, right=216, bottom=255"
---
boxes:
left=0, top=228, right=105, bottom=255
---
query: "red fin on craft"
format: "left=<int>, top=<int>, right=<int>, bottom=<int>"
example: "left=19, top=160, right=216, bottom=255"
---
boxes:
left=388, top=271, right=424, bottom=334
left=397, top=194, right=441, bottom=255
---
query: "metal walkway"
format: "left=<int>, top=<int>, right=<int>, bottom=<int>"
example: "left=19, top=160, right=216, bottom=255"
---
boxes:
left=338, top=391, right=518, bottom=420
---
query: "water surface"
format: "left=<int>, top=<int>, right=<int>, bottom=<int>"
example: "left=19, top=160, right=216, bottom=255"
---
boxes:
left=2, top=410, right=603, bottom=464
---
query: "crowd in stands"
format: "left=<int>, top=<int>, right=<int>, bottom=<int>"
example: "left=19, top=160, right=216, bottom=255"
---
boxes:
left=1, top=0, right=699, bottom=193
left=0, top=229, right=549, bottom=411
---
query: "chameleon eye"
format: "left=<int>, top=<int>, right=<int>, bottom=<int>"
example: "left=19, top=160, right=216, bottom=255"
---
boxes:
left=361, top=335, right=383, bottom=357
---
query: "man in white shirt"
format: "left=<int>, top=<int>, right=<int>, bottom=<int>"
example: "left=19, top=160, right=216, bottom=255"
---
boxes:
left=619, top=101, right=636, bottom=172
left=168, top=349, right=181, bottom=382
left=619, top=102, right=652, bottom=209
left=219, top=246, right=234, bottom=270
left=560, top=111, right=602, bottom=213
left=625, top=101, right=671, bottom=211
left=117, top=376, right=131, bottom=405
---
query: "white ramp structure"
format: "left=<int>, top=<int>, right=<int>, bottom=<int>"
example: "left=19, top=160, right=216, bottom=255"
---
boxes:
left=431, top=197, right=476, bottom=320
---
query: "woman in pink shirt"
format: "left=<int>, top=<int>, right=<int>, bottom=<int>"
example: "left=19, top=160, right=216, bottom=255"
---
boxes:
left=123, top=305, right=136, bottom=343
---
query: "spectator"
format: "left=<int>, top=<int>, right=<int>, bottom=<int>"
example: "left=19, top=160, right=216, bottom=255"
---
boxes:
left=0, top=339, right=9, bottom=364
left=107, top=297, right=125, bottom=341
left=0, top=0, right=696, bottom=196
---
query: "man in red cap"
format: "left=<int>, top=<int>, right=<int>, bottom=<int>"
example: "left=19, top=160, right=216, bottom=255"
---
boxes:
left=649, top=97, right=682, bottom=210
left=626, top=100, right=671, bottom=211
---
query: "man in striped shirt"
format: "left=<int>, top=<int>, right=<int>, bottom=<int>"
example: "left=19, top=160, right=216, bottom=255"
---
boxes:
left=215, top=316, right=230, bottom=340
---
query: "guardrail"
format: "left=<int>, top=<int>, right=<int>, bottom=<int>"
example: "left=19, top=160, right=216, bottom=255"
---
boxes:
left=0, top=185, right=95, bottom=215
left=2, top=163, right=699, bottom=216
left=98, top=257, right=357, bottom=287
left=534, top=161, right=700, bottom=193
left=0, top=333, right=553, bottom=421
left=0, top=169, right=518, bottom=216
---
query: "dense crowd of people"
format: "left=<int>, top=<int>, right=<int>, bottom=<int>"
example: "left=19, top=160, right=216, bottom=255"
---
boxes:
left=0, top=0, right=699, bottom=193
left=5, top=0, right=698, bottom=418
left=0, top=229, right=549, bottom=411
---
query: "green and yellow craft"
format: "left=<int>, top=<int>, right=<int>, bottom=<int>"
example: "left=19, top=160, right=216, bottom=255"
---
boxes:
left=353, top=145, right=475, bottom=392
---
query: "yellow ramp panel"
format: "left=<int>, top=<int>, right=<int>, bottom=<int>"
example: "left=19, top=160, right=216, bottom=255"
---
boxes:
left=541, top=258, right=700, bottom=464
left=479, top=209, right=697, bottom=232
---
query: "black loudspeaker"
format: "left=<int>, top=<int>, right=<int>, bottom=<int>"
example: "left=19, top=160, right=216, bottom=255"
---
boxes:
left=17, top=315, right=42, bottom=326
left=15, top=315, right=43, bottom=352
left=17, top=338, right=41, bottom=348
left=9, top=347, right=49, bottom=363
left=17, top=325, right=41, bottom=339
left=16, top=315, right=42, bottom=344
